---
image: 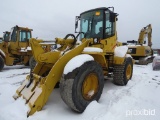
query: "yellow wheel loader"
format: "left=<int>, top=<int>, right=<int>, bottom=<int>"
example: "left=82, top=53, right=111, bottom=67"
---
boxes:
left=0, top=26, right=33, bottom=70
left=0, top=26, right=37, bottom=71
left=127, top=24, right=154, bottom=65
left=13, top=7, right=133, bottom=117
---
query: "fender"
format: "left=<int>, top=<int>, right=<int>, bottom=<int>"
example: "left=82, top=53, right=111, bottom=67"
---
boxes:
left=64, top=54, right=94, bottom=75
left=82, top=47, right=107, bottom=66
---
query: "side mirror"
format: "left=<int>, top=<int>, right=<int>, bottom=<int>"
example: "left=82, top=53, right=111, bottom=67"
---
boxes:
left=109, top=13, right=118, bottom=22
left=75, top=16, right=80, bottom=33
left=109, top=13, right=115, bottom=22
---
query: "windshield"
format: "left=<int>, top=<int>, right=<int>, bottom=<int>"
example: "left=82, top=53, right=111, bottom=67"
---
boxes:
left=19, top=31, right=31, bottom=42
left=80, top=10, right=103, bottom=39
left=79, top=9, right=116, bottom=40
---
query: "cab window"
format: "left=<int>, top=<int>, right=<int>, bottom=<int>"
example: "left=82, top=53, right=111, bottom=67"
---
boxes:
left=10, top=28, right=17, bottom=42
left=105, top=12, right=115, bottom=38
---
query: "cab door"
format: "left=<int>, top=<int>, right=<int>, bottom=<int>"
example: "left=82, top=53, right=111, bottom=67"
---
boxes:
left=9, top=27, right=19, bottom=54
left=103, top=11, right=117, bottom=52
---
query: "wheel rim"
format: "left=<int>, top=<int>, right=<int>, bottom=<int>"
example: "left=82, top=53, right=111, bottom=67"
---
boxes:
left=82, top=73, right=99, bottom=100
left=126, top=64, right=132, bottom=80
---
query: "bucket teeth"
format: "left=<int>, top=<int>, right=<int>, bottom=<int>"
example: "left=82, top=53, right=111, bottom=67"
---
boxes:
left=13, top=74, right=44, bottom=116
left=13, top=78, right=29, bottom=100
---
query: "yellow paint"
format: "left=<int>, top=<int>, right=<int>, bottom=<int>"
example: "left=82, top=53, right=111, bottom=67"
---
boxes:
left=82, top=73, right=99, bottom=100
left=126, top=64, right=132, bottom=80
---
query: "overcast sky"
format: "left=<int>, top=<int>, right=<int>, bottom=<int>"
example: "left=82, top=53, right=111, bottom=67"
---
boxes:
left=0, top=0, right=160, bottom=48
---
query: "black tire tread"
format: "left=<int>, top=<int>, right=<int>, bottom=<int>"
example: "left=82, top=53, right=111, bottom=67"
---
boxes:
left=113, top=57, right=133, bottom=85
left=60, top=77, right=78, bottom=111
left=113, top=64, right=125, bottom=85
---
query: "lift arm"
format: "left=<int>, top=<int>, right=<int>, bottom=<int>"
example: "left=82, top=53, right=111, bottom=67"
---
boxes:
left=138, top=24, right=152, bottom=47
left=13, top=38, right=89, bottom=116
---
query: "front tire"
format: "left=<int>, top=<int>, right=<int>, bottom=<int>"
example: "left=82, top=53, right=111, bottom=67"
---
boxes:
left=60, top=61, right=104, bottom=112
left=0, top=56, right=4, bottom=71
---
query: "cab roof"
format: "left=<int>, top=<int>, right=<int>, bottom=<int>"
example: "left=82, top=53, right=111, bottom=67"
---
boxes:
left=80, top=7, right=114, bottom=15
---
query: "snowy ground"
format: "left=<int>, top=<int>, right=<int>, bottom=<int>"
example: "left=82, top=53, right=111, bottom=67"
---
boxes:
left=0, top=63, right=160, bottom=120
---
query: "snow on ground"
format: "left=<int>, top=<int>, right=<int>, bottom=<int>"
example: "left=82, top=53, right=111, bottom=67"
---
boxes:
left=0, top=63, right=160, bottom=120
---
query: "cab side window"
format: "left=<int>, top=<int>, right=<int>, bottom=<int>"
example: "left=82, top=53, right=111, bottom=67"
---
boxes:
left=27, top=32, right=31, bottom=40
left=105, top=13, right=115, bottom=38
left=11, top=29, right=17, bottom=42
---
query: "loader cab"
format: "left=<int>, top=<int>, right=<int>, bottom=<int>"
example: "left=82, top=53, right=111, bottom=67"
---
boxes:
left=3, top=31, right=10, bottom=42
left=9, top=25, right=32, bottom=53
left=76, top=7, right=118, bottom=41
left=10, top=26, right=32, bottom=42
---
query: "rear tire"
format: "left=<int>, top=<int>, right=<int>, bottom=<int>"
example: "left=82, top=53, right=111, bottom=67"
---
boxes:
left=0, top=56, right=4, bottom=71
left=113, top=57, right=133, bottom=85
left=60, top=61, right=104, bottom=112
